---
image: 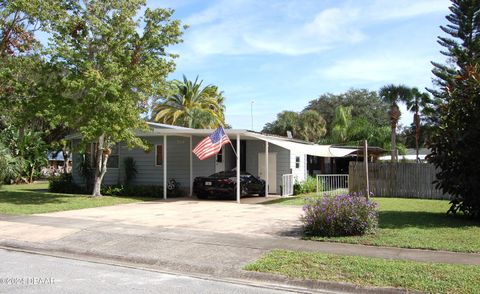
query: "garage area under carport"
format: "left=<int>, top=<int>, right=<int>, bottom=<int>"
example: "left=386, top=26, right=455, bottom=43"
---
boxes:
left=154, top=128, right=355, bottom=203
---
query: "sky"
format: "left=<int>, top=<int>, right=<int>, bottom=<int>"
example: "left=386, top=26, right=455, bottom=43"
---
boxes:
left=145, top=0, right=451, bottom=131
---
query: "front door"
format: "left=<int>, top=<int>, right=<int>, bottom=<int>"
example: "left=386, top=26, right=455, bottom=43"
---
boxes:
left=215, top=146, right=225, bottom=173
left=258, top=152, right=277, bottom=194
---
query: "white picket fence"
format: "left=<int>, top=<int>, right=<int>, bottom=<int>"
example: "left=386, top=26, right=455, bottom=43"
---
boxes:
left=316, top=174, right=349, bottom=196
left=282, top=174, right=294, bottom=196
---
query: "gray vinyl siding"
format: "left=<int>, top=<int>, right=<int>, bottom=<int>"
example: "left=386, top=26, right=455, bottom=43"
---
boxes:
left=117, top=136, right=191, bottom=189
left=72, top=136, right=192, bottom=190
left=165, top=136, right=190, bottom=190
left=70, top=133, right=293, bottom=195
left=245, top=140, right=290, bottom=194
left=116, top=137, right=164, bottom=186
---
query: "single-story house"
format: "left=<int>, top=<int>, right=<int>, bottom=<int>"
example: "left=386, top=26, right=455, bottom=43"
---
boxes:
left=69, top=122, right=359, bottom=202
left=378, top=148, right=429, bottom=162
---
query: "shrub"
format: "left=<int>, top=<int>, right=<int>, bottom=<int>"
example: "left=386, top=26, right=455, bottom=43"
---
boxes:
left=100, top=184, right=164, bottom=198
left=49, top=173, right=85, bottom=194
left=101, top=184, right=125, bottom=196
left=302, top=193, right=378, bottom=237
left=294, top=176, right=318, bottom=195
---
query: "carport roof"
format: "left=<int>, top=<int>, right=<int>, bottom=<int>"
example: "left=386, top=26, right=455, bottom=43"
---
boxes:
left=67, top=122, right=357, bottom=158
left=150, top=128, right=356, bottom=158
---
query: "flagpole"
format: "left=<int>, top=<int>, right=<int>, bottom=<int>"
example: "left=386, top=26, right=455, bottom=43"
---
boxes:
left=227, top=136, right=238, bottom=159
left=221, top=126, right=238, bottom=159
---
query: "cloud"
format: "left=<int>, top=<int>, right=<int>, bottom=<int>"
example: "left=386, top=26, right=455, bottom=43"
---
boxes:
left=175, top=0, right=449, bottom=58
left=368, top=0, right=450, bottom=21
left=322, top=53, right=434, bottom=86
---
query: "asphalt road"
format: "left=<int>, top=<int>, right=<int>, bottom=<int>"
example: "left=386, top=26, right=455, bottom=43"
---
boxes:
left=0, top=249, right=306, bottom=294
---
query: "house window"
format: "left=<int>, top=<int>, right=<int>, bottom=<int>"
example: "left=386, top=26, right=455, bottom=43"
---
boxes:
left=107, top=144, right=119, bottom=168
left=295, top=156, right=300, bottom=169
left=155, top=144, right=163, bottom=166
left=216, top=148, right=223, bottom=163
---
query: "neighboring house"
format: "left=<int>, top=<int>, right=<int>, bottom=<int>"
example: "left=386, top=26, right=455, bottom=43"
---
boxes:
left=378, top=148, right=430, bottom=162
left=41, top=151, right=72, bottom=177
left=68, top=122, right=358, bottom=200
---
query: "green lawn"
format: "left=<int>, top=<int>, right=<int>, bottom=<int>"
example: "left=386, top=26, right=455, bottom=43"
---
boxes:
left=245, top=249, right=480, bottom=294
left=0, top=183, right=156, bottom=215
left=266, top=195, right=480, bottom=253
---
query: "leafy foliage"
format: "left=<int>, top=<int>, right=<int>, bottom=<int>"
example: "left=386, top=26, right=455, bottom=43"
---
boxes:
left=39, top=0, right=185, bottom=196
left=406, top=88, right=432, bottom=160
left=293, top=176, right=317, bottom=195
left=379, top=84, right=412, bottom=161
left=305, top=89, right=389, bottom=129
left=302, top=194, right=378, bottom=237
left=264, top=89, right=390, bottom=146
left=49, top=173, right=85, bottom=194
left=0, top=127, right=47, bottom=183
left=101, top=185, right=165, bottom=198
left=262, top=110, right=326, bottom=142
left=152, top=75, right=226, bottom=128
left=0, top=143, right=23, bottom=184
left=76, top=152, right=94, bottom=192
left=428, top=0, right=480, bottom=218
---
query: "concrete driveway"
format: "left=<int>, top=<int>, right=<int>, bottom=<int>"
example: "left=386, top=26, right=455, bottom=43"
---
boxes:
left=39, top=199, right=303, bottom=237
left=0, top=199, right=303, bottom=243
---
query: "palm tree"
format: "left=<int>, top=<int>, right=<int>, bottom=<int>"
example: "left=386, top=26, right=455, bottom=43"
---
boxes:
left=379, top=84, right=411, bottom=162
left=262, top=111, right=299, bottom=137
left=405, top=88, right=431, bottom=162
left=298, top=110, right=327, bottom=142
left=152, top=75, right=225, bottom=129
left=331, top=106, right=353, bottom=144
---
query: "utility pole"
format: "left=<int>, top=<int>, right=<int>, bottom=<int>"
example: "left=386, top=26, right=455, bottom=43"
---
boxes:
left=250, top=100, right=255, bottom=130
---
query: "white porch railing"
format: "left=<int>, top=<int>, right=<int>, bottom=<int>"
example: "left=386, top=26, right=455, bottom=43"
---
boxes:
left=316, top=174, right=349, bottom=196
left=282, top=174, right=294, bottom=196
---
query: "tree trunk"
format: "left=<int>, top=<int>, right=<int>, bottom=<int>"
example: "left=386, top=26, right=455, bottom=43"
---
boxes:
left=389, top=104, right=401, bottom=162
left=414, top=112, right=420, bottom=162
left=29, top=165, right=34, bottom=183
left=391, top=125, right=397, bottom=162
left=91, top=134, right=109, bottom=197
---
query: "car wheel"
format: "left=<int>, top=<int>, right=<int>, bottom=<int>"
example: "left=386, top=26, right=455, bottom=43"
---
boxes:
left=259, top=189, right=266, bottom=197
left=232, top=185, right=248, bottom=198
left=196, top=194, right=208, bottom=200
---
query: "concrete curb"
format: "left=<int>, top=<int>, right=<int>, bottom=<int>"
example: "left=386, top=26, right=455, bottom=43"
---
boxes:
left=0, top=239, right=415, bottom=294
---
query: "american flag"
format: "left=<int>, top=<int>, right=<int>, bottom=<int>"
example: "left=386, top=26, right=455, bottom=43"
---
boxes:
left=193, top=126, right=231, bottom=160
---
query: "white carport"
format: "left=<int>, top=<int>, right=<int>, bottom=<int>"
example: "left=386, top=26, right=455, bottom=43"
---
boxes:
left=155, top=129, right=356, bottom=203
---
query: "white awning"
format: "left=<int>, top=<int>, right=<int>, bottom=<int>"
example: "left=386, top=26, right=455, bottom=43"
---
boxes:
left=246, top=134, right=356, bottom=158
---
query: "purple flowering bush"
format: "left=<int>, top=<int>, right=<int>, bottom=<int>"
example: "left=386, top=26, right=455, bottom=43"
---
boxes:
left=301, top=193, right=378, bottom=237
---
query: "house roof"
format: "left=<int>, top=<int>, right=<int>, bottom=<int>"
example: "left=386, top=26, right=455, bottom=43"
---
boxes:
left=67, top=122, right=360, bottom=158
left=146, top=121, right=193, bottom=130
left=47, top=151, right=65, bottom=161
left=246, top=133, right=357, bottom=157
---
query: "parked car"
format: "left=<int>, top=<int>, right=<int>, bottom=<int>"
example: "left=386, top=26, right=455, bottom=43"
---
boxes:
left=193, top=170, right=266, bottom=199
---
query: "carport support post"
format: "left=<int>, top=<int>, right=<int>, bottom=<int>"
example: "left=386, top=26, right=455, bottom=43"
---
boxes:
left=236, top=134, right=240, bottom=204
left=189, top=135, right=193, bottom=197
left=163, top=135, right=167, bottom=200
left=265, top=141, right=269, bottom=197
